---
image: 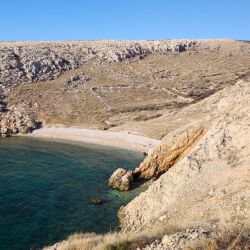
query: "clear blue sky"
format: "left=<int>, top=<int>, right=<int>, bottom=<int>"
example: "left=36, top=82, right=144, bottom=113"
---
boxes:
left=0, top=0, right=249, bottom=41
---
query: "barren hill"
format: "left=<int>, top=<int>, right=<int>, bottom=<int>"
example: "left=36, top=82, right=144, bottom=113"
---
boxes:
left=1, top=39, right=250, bottom=138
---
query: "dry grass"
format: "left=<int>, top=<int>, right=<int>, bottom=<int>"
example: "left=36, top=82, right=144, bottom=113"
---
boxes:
left=45, top=224, right=180, bottom=250
left=47, top=224, right=250, bottom=250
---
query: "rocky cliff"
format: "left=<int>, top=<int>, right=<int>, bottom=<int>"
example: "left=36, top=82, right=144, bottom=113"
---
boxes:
left=117, top=79, right=250, bottom=248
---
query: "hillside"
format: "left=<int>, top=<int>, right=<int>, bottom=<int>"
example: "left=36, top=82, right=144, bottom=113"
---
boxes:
left=1, top=39, right=250, bottom=138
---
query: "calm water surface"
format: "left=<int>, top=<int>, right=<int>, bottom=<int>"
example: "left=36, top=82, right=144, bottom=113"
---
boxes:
left=0, top=137, right=143, bottom=250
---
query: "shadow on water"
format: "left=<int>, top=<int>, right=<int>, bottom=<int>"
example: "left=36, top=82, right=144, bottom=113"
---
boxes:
left=130, top=179, right=148, bottom=191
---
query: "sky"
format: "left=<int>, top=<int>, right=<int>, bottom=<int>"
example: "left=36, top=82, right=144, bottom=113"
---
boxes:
left=0, top=0, right=249, bottom=41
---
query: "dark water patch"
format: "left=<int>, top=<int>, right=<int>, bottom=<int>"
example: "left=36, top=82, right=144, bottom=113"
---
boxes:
left=0, top=137, right=143, bottom=250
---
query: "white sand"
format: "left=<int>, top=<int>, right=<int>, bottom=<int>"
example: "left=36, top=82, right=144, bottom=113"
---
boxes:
left=26, top=127, right=160, bottom=152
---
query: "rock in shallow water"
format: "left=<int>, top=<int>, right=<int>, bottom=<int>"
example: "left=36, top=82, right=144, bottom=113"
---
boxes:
left=108, top=168, right=134, bottom=191
left=90, top=198, right=103, bottom=205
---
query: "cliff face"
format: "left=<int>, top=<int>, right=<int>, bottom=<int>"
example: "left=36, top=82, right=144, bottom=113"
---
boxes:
left=108, top=127, right=205, bottom=191
left=118, top=79, right=250, bottom=236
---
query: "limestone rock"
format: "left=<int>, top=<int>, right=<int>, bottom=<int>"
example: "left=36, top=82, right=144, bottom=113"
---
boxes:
left=108, top=168, right=134, bottom=191
left=134, top=127, right=204, bottom=180
left=0, top=40, right=199, bottom=91
left=143, top=227, right=213, bottom=250
left=0, top=103, right=40, bottom=137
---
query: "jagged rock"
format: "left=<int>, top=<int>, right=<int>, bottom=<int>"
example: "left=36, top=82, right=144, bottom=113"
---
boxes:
left=108, top=168, right=134, bottom=191
left=109, top=128, right=204, bottom=190
left=118, top=80, right=250, bottom=233
left=134, top=127, right=204, bottom=180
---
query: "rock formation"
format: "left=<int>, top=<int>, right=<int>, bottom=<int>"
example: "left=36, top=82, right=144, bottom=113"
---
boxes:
left=0, top=102, right=39, bottom=137
left=143, top=227, right=214, bottom=250
left=108, top=168, right=134, bottom=191
left=63, top=72, right=91, bottom=90
left=109, top=128, right=205, bottom=191
left=134, top=127, right=204, bottom=179
left=0, top=40, right=197, bottom=89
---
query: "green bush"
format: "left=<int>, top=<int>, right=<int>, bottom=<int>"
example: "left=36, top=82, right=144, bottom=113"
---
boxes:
left=105, top=240, right=131, bottom=250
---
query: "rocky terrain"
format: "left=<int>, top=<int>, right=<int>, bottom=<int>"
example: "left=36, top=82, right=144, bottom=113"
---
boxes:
left=118, top=78, right=250, bottom=233
left=1, top=39, right=250, bottom=249
left=1, top=39, right=250, bottom=137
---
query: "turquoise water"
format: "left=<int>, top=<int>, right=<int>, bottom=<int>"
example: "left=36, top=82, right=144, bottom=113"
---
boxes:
left=0, top=137, right=143, bottom=250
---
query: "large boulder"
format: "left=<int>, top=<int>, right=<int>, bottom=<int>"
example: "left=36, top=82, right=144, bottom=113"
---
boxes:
left=108, top=168, right=134, bottom=191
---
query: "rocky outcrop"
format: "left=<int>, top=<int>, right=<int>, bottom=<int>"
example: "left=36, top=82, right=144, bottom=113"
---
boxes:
left=108, top=168, right=134, bottom=191
left=108, top=128, right=205, bottom=190
left=143, top=227, right=214, bottom=250
left=63, top=72, right=91, bottom=90
left=134, top=127, right=205, bottom=180
left=0, top=40, right=198, bottom=89
left=0, top=103, right=40, bottom=137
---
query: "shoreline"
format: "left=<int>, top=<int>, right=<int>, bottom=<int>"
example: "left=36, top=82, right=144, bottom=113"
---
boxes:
left=24, top=126, right=161, bottom=153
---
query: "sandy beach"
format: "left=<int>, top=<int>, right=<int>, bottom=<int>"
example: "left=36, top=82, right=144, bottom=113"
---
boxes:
left=26, top=127, right=161, bottom=152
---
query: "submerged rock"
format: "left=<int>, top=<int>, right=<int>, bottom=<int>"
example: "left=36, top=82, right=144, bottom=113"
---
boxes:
left=108, top=168, right=134, bottom=191
left=90, top=198, right=103, bottom=205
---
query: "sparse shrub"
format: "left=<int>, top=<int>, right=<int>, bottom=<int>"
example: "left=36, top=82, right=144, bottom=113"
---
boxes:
left=185, top=239, right=218, bottom=250
left=105, top=240, right=131, bottom=250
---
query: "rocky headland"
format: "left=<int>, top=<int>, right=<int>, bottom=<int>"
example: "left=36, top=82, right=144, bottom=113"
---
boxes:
left=1, top=39, right=250, bottom=249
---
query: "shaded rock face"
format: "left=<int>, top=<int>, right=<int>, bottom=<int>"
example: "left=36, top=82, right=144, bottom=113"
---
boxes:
left=108, top=168, right=134, bottom=191
left=0, top=88, right=7, bottom=112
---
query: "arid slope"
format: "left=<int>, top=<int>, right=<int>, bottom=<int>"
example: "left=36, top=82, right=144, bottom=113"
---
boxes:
left=1, top=40, right=250, bottom=138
